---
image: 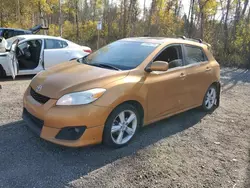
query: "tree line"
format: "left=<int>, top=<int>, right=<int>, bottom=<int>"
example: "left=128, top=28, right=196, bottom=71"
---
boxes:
left=0, top=0, right=250, bottom=67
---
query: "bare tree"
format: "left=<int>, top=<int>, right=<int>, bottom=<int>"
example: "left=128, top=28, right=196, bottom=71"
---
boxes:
left=59, top=0, right=63, bottom=36
left=16, top=0, right=21, bottom=24
left=75, top=0, right=79, bottom=39
left=188, top=0, right=195, bottom=37
left=224, top=0, right=231, bottom=52
left=198, top=0, right=210, bottom=39
left=122, top=0, right=128, bottom=37
left=242, top=0, right=249, bottom=16
left=147, top=0, right=156, bottom=36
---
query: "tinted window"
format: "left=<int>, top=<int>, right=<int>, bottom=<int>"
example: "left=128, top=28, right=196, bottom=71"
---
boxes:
left=154, top=45, right=183, bottom=69
left=14, top=30, right=25, bottom=36
left=0, top=29, right=3, bottom=37
left=79, top=41, right=159, bottom=70
left=45, top=39, right=68, bottom=49
left=6, top=36, right=24, bottom=49
left=185, top=45, right=208, bottom=65
left=2, top=29, right=14, bottom=39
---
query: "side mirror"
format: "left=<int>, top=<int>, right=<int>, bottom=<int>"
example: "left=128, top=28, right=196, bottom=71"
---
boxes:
left=145, top=61, right=169, bottom=72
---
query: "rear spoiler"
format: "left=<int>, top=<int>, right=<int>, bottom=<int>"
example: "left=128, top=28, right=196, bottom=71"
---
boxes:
left=29, top=24, right=49, bottom=34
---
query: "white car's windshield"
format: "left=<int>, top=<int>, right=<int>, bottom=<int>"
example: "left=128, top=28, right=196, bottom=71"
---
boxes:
left=6, top=36, right=24, bottom=49
left=78, top=41, right=159, bottom=70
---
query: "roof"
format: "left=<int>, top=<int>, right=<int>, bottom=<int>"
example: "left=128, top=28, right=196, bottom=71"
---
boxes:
left=0, top=27, right=30, bottom=32
left=13, top=34, right=66, bottom=40
left=121, top=37, right=208, bottom=48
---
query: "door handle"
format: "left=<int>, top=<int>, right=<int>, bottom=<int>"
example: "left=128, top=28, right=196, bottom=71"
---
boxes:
left=180, top=72, right=186, bottom=78
left=205, top=67, right=211, bottom=71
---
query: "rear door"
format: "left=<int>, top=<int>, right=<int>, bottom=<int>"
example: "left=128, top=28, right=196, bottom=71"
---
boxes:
left=183, top=44, right=213, bottom=107
left=7, top=39, right=19, bottom=79
left=44, top=39, right=70, bottom=69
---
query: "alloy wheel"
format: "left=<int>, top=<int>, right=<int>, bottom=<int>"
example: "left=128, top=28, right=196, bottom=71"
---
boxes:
left=111, top=110, right=137, bottom=145
left=205, top=87, right=217, bottom=110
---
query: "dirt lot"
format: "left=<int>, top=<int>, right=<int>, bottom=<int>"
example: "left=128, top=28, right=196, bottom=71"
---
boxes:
left=0, top=68, right=249, bottom=188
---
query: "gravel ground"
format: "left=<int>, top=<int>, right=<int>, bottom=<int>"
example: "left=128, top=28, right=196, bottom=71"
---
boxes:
left=0, top=68, right=249, bottom=188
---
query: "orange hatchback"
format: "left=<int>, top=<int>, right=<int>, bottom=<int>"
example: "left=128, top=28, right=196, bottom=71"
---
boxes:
left=23, top=37, right=220, bottom=148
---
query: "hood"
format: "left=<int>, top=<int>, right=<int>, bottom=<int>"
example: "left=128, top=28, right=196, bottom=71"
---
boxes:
left=30, top=61, right=129, bottom=99
left=0, top=37, right=7, bottom=51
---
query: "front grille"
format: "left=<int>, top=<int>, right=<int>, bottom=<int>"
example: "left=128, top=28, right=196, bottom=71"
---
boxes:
left=30, top=87, right=50, bottom=104
left=22, top=108, right=44, bottom=135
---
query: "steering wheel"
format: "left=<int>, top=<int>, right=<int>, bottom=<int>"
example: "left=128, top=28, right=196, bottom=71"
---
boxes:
left=16, top=47, right=24, bottom=58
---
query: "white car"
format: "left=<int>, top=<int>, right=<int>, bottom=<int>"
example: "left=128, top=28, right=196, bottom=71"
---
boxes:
left=0, top=35, right=91, bottom=79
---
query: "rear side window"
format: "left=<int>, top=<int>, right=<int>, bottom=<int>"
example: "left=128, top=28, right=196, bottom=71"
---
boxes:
left=184, top=45, right=208, bottom=65
left=14, top=30, right=25, bottom=36
left=45, top=39, right=68, bottom=49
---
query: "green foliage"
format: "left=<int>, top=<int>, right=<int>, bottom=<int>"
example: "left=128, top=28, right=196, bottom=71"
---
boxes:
left=0, top=0, right=249, bottom=68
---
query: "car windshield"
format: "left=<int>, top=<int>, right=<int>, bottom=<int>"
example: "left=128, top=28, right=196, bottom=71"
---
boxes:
left=78, top=40, right=159, bottom=70
left=6, top=36, right=24, bottom=49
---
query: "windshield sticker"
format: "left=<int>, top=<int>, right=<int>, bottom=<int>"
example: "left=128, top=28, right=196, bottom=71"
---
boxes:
left=141, top=43, right=159, bottom=47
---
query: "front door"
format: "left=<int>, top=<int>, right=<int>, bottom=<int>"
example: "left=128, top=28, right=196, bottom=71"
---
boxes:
left=7, top=39, right=19, bottom=79
left=144, top=45, right=188, bottom=122
left=17, top=39, right=44, bottom=75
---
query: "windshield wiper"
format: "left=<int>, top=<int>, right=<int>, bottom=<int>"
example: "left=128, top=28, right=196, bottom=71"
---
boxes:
left=78, top=57, right=121, bottom=71
left=91, top=63, right=121, bottom=71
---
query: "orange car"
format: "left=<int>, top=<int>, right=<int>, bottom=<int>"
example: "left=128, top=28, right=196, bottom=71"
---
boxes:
left=23, top=37, right=220, bottom=148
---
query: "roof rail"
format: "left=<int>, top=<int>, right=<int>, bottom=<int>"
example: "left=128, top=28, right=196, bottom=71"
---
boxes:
left=178, top=36, right=203, bottom=43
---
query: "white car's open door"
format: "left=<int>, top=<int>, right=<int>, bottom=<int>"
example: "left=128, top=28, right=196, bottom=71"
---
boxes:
left=7, top=39, right=19, bottom=79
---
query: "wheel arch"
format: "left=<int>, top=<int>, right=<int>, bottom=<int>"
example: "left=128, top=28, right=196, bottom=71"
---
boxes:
left=106, top=100, right=145, bottom=127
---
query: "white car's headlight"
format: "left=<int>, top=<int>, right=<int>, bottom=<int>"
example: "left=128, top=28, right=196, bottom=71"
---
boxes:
left=56, top=88, right=106, bottom=106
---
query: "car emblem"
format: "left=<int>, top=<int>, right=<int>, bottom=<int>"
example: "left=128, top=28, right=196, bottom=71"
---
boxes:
left=36, top=85, right=43, bottom=92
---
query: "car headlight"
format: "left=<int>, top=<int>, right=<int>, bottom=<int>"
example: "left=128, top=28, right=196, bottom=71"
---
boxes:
left=56, top=88, right=106, bottom=106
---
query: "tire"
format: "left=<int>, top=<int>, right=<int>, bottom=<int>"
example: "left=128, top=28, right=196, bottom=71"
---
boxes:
left=202, top=85, right=218, bottom=111
left=103, top=103, right=140, bottom=148
left=0, top=65, right=6, bottom=78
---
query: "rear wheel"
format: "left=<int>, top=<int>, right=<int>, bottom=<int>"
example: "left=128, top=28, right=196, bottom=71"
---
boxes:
left=202, top=85, right=218, bottom=111
left=103, top=104, right=140, bottom=148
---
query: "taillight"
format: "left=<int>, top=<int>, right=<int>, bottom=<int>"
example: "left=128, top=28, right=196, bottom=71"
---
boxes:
left=84, top=49, right=92, bottom=53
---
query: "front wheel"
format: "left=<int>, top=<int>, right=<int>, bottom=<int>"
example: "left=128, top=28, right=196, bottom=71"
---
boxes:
left=202, top=85, right=218, bottom=111
left=103, top=104, right=140, bottom=148
left=0, top=65, right=6, bottom=77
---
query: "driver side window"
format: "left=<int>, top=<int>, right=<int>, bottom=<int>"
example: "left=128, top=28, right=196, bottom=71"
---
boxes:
left=154, top=45, right=183, bottom=69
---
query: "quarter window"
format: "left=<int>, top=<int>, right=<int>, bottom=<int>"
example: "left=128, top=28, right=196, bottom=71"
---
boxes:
left=45, top=39, right=68, bottom=49
left=184, top=45, right=208, bottom=65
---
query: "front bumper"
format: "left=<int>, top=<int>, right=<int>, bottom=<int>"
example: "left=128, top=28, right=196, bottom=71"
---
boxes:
left=23, top=87, right=112, bottom=147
